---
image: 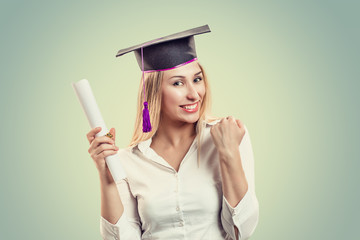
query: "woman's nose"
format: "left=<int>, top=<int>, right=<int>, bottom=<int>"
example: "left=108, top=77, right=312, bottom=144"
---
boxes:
left=186, top=83, right=199, bottom=99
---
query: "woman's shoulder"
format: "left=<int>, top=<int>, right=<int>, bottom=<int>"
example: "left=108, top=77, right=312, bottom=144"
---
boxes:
left=116, top=147, right=133, bottom=157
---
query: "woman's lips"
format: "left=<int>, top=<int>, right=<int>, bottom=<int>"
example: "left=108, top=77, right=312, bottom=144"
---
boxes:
left=180, top=102, right=199, bottom=113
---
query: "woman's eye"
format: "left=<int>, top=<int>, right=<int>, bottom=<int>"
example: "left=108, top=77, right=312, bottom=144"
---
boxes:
left=194, top=77, right=203, bottom=82
left=173, top=77, right=202, bottom=86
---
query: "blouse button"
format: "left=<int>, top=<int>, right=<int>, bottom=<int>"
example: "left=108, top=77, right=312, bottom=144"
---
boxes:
left=179, top=221, right=184, bottom=227
left=176, top=206, right=180, bottom=211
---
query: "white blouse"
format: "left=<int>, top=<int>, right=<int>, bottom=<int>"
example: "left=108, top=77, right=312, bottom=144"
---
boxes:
left=100, top=119, right=259, bottom=240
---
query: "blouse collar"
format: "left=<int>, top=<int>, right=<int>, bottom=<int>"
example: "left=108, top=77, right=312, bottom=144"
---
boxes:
left=136, top=119, right=219, bottom=153
left=134, top=119, right=220, bottom=170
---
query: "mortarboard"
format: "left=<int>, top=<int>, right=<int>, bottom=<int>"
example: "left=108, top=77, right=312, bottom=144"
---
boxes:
left=115, top=24, right=211, bottom=132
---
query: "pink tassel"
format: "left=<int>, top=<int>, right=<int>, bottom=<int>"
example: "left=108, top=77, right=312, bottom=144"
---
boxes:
left=142, top=101, right=152, bottom=132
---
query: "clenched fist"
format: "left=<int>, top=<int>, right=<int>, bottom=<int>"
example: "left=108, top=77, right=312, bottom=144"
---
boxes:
left=210, top=116, right=245, bottom=156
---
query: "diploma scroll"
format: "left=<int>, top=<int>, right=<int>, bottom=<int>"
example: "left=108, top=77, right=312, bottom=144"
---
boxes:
left=72, top=79, right=126, bottom=183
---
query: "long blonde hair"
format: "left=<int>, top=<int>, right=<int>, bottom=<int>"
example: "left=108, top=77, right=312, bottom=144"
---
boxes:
left=128, top=62, right=221, bottom=167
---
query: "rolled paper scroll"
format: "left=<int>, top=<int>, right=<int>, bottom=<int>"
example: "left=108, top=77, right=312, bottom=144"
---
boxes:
left=72, top=79, right=126, bottom=183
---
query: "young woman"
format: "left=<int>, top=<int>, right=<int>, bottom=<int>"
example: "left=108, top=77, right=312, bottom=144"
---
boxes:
left=86, top=25, right=259, bottom=240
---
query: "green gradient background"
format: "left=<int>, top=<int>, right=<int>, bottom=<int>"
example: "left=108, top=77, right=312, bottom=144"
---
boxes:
left=1, top=0, right=359, bottom=239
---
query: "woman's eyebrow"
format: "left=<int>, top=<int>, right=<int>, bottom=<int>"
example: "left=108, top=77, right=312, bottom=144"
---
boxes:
left=169, top=71, right=203, bottom=80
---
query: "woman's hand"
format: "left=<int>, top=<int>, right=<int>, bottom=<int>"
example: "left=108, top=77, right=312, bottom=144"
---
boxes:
left=210, top=116, right=245, bottom=156
left=86, top=127, right=118, bottom=178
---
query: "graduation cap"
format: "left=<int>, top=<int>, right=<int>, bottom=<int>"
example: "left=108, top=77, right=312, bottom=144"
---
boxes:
left=115, top=24, right=211, bottom=132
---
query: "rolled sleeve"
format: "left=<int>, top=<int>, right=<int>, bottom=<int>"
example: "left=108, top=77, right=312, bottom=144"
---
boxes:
left=221, top=191, right=259, bottom=240
left=100, top=214, right=141, bottom=240
left=100, top=215, right=121, bottom=239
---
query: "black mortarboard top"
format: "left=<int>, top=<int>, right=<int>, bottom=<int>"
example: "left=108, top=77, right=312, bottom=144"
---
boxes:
left=115, top=25, right=211, bottom=133
left=115, top=24, right=211, bottom=72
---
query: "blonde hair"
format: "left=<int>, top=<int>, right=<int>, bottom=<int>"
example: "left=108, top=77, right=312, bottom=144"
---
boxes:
left=128, top=62, right=221, bottom=167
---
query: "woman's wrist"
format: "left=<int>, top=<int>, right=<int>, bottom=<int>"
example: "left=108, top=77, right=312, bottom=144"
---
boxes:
left=218, top=146, right=239, bottom=160
left=98, top=167, right=115, bottom=185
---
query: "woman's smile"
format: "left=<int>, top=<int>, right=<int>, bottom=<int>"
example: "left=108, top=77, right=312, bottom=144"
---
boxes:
left=180, top=101, right=200, bottom=113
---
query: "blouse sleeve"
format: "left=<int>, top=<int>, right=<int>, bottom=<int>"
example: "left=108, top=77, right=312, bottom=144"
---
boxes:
left=220, top=124, right=260, bottom=240
left=100, top=178, right=142, bottom=240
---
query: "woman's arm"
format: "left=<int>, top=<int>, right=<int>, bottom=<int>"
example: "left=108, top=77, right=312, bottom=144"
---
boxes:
left=219, top=150, right=248, bottom=238
left=219, top=124, right=259, bottom=240
left=86, top=127, right=142, bottom=239
left=99, top=168, right=124, bottom=224
left=99, top=170, right=142, bottom=240
left=211, top=119, right=259, bottom=240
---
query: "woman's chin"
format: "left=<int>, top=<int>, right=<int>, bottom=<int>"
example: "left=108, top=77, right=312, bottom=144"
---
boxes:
left=182, top=115, right=200, bottom=124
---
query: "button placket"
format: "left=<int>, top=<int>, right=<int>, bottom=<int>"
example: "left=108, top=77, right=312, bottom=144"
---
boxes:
left=174, top=171, right=183, bottom=226
left=175, top=173, right=180, bottom=210
left=174, top=171, right=179, bottom=193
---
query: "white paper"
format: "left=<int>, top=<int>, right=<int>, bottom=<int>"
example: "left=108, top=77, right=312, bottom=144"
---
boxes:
left=72, top=79, right=126, bottom=183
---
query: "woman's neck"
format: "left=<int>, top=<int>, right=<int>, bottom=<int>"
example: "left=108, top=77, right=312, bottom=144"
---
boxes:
left=153, top=119, right=197, bottom=148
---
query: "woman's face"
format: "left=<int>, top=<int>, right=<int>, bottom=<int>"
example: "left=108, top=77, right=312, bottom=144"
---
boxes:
left=161, top=61, right=205, bottom=124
